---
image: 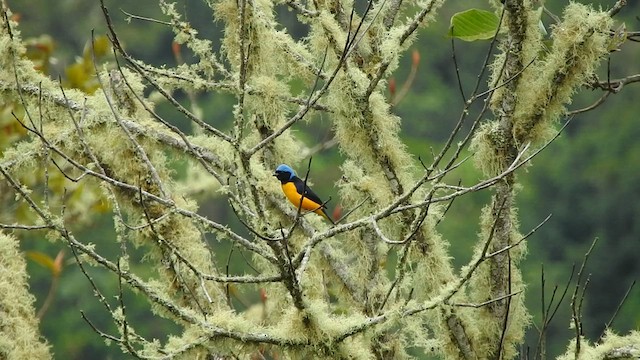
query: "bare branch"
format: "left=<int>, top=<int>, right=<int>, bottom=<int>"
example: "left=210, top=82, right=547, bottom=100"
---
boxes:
left=599, top=280, right=636, bottom=342
left=453, top=290, right=523, bottom=308
left=571, top=237, right=599, bottom=358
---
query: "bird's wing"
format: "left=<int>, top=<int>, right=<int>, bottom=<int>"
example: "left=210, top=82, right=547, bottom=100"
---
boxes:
left=293, top=177, right=326, bottom=209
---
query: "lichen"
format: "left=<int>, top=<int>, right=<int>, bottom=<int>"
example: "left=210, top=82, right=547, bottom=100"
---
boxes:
left=512, top=3, right=612, bottom=145
left=469, top=120, right=508, bottom=177
left=464, top=202, right=530, bottom=359
left=557, top=331, right=640, bottom=360
left=0, top=232, right=52, bottom=359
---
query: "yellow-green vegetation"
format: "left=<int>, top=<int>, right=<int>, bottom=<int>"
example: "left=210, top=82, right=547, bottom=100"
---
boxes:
left=556, top=331, right=640, bottom=360
left=0, top=232, right=51, bottom=359
left=511, top=3, right=613, bottom=145
left=475, top=3, right=613, bottom=177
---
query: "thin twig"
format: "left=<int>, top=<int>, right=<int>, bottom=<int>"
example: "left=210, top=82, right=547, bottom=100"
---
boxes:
left=598, top=280, right=635, bottom=342
left=496, top=252, right=514, bottom=360
left=534, top=263, right=576, bottom=360
left=80, top=311, right=121, bottom=343
left=0, top=223, right=52, bottom=230
left=571, top=237, right=599, bottom=359
left=120, top=8, right=172, bottom=25
left=453, top=290, right=523, bottom=308
left=450, top=32, right=466, bottom=102
left=567, top=92, right=611, bottom=116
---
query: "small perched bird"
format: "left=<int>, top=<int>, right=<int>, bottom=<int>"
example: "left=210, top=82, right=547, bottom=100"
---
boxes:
left=273, top=164, right=335, bottom=224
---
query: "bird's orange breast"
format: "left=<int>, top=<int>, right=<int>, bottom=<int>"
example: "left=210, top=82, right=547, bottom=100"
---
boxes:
left=281, top=182, right=323, bottom=213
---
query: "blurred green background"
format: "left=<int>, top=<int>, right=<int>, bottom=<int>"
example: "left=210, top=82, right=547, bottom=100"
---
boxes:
left=6, top=0, right=640, bottom=358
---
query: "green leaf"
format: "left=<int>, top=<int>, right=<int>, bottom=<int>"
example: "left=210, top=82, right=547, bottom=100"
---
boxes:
left=448, top=9, right=499, bottom=42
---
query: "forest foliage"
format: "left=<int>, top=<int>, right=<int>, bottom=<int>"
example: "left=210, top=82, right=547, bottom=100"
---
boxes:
left=1, top=0, right=639, bottom=359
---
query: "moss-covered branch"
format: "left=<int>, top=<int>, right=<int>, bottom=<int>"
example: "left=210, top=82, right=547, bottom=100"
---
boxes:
left=0, top=232, right=51, bottom=359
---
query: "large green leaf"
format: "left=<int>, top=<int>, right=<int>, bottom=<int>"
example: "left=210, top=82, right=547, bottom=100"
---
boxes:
left=448, top=9, right=499, bottom=41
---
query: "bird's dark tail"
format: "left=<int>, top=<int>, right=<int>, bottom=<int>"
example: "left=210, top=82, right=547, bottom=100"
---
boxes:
left=321, top=208, right=336, bottom=225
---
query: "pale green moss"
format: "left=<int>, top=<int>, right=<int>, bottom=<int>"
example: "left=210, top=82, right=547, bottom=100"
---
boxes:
left=331, top=79, right=413, bottom=204
left=270, top=30, right=317, bottom=82
left=488, top=0, right=540, bottom=112
left=408, top=227, right=471, bottom=359
left=0, top=232, right=52, bottom=359
left=557, top=331, right=640, bottom=360
left=403, top=315, right=443, bottom=356
left=464, top=202, right=530, bottom=359
left=214, top=0, right=298, bottom=81
left=512, top=3, right=612, bottom=145
left=469, top=120, right=507, bottom=177
left=245, top=75, right=291, bottom=123
left=468, top=5, right=610, bottom=359
left=410, top=228, right=455, bottom=292
left=379, top=27, right=404, bottom=67
left=316, top=11, right=349, bottom=57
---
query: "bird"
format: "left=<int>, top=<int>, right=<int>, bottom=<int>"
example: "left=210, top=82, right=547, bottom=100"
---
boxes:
left=273, top=164, right=335, bottom=224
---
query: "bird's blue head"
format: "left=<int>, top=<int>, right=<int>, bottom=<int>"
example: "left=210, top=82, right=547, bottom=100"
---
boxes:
left=274, top=164, right=296, bottom=182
